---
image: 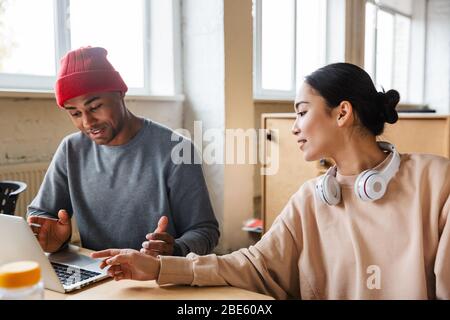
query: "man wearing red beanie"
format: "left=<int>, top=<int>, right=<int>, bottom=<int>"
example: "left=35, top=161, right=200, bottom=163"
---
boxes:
left=27, top=47, right=219, bottom=257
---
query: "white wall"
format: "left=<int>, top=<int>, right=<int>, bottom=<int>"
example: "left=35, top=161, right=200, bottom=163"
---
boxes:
left=182, top=0, right=255, bottom=253
left=181, top=0, right=226, bottom=252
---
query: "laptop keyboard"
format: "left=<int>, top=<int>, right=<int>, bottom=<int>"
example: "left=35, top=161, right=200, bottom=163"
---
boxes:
left=51, top=262, right=100, bottom=286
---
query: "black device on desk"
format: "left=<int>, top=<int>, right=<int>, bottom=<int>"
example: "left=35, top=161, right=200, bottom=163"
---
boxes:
left=397, top=103, right=435, bottom=113
left=398, top=109, right=436, bottom=113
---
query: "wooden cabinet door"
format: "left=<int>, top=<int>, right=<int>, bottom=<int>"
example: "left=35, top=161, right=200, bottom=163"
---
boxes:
left=382, top=116, right=450, bottom=157
left=262, top=116, right=320, bottom=232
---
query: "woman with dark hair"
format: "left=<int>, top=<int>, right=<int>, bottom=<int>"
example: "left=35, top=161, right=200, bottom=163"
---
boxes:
left=92, top=63, right=450, bottom=300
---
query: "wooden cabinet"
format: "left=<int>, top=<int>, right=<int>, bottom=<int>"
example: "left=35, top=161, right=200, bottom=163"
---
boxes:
left=261, top=113, right=450, bottom=232
left=261, top=114, right=323, bottom=232
left=382, top=115, right=450, bottom=157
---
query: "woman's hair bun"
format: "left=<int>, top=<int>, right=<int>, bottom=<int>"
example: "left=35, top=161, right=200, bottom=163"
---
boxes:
left=377, top=89, right=400, bottom=124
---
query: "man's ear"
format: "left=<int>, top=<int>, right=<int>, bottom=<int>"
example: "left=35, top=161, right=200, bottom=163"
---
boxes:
left=336, top=101, right=353, bottom=127
left=116, top=91, right=126, bottom=105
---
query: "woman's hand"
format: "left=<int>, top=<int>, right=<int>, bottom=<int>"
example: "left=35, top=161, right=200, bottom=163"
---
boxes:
left=91, top=248, right=161, bottom=281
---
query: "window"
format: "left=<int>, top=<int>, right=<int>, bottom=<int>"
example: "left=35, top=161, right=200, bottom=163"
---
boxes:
left=364, top=1, right=411, bottom=102
left=70, top=0, right=145, bottom=89
left=0, top=0, right=56, bottom=89
left=253, top=0, right=328, bottom=100
left=0, top=0, right=180, bottom=96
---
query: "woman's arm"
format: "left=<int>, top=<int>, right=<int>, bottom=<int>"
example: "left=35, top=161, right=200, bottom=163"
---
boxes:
left=92, top=196, right=304, bottom=300
left=435, top=189, right=450, bottom=299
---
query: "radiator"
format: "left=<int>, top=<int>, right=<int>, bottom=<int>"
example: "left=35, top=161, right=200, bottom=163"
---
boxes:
left=0, top=162, right=81, bottom=245
left=0, top=162, right=49, bottom=218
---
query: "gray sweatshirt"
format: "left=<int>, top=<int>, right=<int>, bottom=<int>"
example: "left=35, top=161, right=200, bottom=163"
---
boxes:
left=27, top=119, right=219, bottom=256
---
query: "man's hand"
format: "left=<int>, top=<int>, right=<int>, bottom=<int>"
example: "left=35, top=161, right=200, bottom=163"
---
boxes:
left=91, top=249, right=160, bottom=281
left=141, top=216, right=175, bottom=256
left=27, top=209, right=72, bottom=253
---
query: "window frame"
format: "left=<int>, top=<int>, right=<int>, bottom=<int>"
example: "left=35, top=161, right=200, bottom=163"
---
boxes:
left=253, top=0, right=331, bottom=101
left=0, top=0, right=181, bottom=98
left=253, top=0, right=297, bottom=101
left=365, top=0, right=412, bottom=100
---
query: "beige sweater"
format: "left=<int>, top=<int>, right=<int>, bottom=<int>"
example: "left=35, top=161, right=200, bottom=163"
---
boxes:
left=158, top=153, right=450, bottom=299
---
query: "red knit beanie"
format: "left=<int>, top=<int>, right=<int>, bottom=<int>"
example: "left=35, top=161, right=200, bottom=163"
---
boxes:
left=55, top=46, right=128, bottom=107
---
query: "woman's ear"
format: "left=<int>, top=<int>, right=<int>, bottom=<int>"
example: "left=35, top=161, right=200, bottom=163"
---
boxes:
left=336, top=101, right=353, bottom=127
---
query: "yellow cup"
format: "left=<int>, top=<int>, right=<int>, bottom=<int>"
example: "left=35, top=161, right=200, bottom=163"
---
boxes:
left=0, top=261, right=41, bottom=289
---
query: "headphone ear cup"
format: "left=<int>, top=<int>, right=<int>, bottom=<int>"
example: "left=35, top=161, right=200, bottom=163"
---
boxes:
left=354, top=169, right=387, bottom=201
left=316, top=175, right=341, bottom=206
left=315, top=175, right=327, bottom=204
left=324, top=175, right=341, bottom=205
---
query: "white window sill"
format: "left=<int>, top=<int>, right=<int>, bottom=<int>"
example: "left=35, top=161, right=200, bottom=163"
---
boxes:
left=126, top=94, right=185, bottom=102
left=0, top=89, right=55, bottom=99
left=0, top=89, right=185, bottom=102
left=254, top=97, right=294, bottom=104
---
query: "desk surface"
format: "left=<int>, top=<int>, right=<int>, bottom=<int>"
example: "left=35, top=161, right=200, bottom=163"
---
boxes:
left=44, top=248, right=273, bottom=300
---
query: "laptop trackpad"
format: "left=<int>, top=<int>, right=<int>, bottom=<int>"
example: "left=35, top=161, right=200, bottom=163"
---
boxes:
left=48, top=245, right=102, bottom=269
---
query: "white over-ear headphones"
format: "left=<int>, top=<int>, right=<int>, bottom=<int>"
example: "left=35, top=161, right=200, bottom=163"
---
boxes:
left=315, top=141, right=400, bottom=205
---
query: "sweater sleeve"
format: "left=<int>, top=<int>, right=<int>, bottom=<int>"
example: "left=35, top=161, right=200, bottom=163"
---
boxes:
left=27, top=138, right=73, bottom=219
left=434, top=164, right=450, bottom=299
left=158, top=197, right=303, bottom=299
left=167, top=140, right=219, bottom=256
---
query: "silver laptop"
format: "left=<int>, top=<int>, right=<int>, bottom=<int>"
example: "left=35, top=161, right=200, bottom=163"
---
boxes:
left=0, top=214, right=108, bottom=293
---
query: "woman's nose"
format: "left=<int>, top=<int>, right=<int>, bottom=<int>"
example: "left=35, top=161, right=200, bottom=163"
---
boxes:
left=291, top=119, right=300, bottom=135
